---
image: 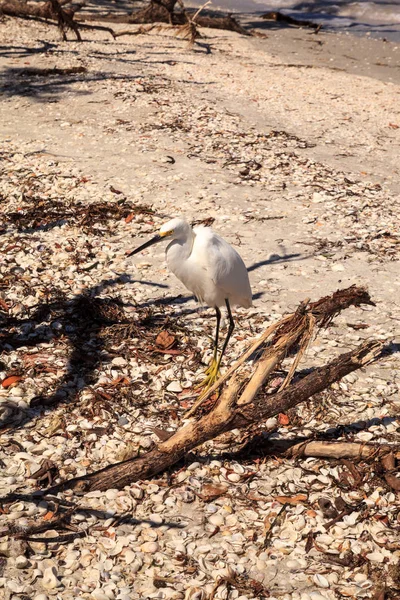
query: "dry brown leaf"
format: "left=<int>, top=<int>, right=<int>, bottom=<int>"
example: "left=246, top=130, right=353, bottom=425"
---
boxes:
left=1, top=375, right=22, bottom=388
left=278, top=413, right=290, bottom=425
left=274, top=494, right=307, bottom=505
left=43, top=511, right=55, bottom=521
left=198, top=484, right=228, bottom=502
left=110, top=376, right=130, bottom=386
left=155, top=330, right=176, bottom=350
left=0, top=298, right=9, bottom=311
left=148, top=426, right=173, bottom=442
left=385, top=473, right=400, bottom=492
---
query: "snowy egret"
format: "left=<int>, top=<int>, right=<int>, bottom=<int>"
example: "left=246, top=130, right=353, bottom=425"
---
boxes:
left=128, top=218, right=252, bottom=386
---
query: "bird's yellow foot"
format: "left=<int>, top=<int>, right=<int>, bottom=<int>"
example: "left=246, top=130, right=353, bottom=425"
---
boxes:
left=194, top=356, right=221, bottom=391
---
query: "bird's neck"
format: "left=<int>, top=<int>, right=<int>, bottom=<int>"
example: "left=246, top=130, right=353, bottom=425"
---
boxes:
left=166, top=231, right=194, bottom=276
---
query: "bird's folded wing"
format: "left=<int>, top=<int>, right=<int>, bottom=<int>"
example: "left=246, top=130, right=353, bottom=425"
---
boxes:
left=192, top=229, right=251, bottom=301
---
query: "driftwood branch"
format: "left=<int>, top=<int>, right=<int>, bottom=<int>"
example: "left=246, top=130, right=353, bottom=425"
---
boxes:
left=186, top=285, right=374, bottom=417
left=39, top=285, right=385, bottom=494
left=273, top=439, right=400, bottom=460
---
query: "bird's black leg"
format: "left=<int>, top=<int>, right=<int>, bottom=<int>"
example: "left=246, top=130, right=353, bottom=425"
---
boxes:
left=197, top=304, right=232, bottom=391
left=213, top=307, right=222, bottom=362
left=216, top=299, right=235, bottom=372
left=204, top=307, right=221, bottom=378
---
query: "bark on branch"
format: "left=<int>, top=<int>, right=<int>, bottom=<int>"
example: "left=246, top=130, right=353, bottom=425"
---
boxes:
left=40, top=286, right=385, bottom=494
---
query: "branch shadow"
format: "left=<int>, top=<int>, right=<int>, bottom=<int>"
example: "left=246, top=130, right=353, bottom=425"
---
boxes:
left=0, top=66, right=143, bottom=102
left=0, top=42, right=60, bottom=58
left=247, top=252, right=303, bottom=272
left=0, top=492, right=186, bottom=534
left=196, top=413, right=399, bottom=466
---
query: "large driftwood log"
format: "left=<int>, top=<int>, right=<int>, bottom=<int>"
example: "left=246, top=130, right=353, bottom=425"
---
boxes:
left=0, top=0, right=74, bottom=19
left=0, top=0, right=117, bottom=39
left=80, top=0, right=250, bottom=36
left=42, top=286, right=384, bottom=494
left=1, top=0, right=249, bottom=37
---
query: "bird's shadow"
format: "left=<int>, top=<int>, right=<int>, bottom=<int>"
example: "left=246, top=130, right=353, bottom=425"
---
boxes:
left=0, top=275, right=184, bottom=432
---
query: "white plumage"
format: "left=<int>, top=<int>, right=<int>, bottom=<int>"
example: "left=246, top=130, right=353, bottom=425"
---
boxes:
left=160, top=218, right=252, bottom=310
left=129, top=217, right=252, bottom=386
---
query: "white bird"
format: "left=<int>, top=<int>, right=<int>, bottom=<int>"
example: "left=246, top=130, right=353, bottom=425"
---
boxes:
left=128, top=218, right=252, bottom=387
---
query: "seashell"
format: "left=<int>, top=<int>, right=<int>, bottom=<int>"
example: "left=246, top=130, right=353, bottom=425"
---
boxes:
left=124, top=549, right=136, bottom=565
left=92, top=590, right=109, bottom=600
left=232, top=464, right=245, bottom=474
left=130, top=558, right=143, bottom=573
left=42, top=566, right=62, bottom=589
left=129, top=486, right=144, bottom=500
left=366, top=551, right=385, bottom=563
left=166, top=381, right=182, bottom=393
left=313, top=574, right=329, bottom=588
left=105, top=489, right=118, bottom=500
left=185, top=587, right=205, bottom=600
left=140, top=541, right=159, bottom=553
left=15, top=555, right=30, bottom=569
left=225, top=514, right=238, bottom=528
left=141, top=529, right=158, bottom=542
left=208, top=513, right=224, bottom=527
left=98, top=537, right=116, bottom=551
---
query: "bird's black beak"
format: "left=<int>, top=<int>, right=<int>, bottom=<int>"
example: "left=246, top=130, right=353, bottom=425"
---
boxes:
left=127, top=233, right=164, bottom=257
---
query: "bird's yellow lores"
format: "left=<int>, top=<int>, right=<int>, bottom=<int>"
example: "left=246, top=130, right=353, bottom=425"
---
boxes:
left=128, top=218, right=252, bottom=387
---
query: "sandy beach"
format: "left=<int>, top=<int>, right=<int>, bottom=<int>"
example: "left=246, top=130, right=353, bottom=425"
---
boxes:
left=1, top=10, right=400, bottom=600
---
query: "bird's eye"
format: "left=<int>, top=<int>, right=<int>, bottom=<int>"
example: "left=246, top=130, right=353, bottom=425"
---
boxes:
left=161, top=229, right=173, bottom=238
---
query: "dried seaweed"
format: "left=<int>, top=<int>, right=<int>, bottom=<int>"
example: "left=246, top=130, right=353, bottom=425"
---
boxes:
left=2, top=197, right=154, bottom=234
